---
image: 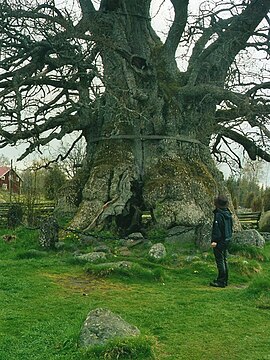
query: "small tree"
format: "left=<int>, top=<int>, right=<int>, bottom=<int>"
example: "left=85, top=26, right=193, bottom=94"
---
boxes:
left=56, top=137, right=87, bottom=179
left=251, top=197, right=263, bottom=212
left=245, top=192, right=255, bottom=209
left=44, top=165, right=66, bottom=201
left=0, top=155, right=10, bottom=166
left=20, top=165, right=46, bottom=225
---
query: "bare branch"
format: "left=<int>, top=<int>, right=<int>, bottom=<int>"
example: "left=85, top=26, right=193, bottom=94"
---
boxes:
left=217, top=125, right=270, bottom=162
left=246, top=82, right=270, bottom=96
left=187, top=0, right=270, bottom=85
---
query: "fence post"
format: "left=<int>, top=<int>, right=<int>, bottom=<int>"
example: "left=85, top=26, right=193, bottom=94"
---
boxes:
left=39, top=217, right=59, bottom=249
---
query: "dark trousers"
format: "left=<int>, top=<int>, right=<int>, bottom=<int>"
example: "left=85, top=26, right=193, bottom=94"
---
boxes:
left=213, top=242, right=230, bottom=285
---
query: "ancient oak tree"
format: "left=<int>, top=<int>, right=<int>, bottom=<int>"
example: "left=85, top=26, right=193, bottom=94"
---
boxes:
left=0, top=0, right=270, bottom=242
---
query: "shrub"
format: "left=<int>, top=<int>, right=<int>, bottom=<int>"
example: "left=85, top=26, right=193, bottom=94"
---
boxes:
left=263, top=188, right=270, bottom=211
left=245, top=192, right=255, bottom=209
left=251, top=196, right=263, bottom=212
left=7, top=203, right=23, bottom=228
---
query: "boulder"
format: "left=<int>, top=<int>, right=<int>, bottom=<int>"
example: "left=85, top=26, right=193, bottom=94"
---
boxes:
left=79, top=308, right=140, bottom=347
left=127, top=232, right=144, bottom=240
left=232, top=229, right=265, bottom=248
left=148, top=243, right=166, bottom=260
left=259, top=211, right=270, bottom=232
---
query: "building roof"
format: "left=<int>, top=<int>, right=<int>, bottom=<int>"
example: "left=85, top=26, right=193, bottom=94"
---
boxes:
left=0, top=166, right=22, bottom=180
left=0, top=166, right=11, bottom=177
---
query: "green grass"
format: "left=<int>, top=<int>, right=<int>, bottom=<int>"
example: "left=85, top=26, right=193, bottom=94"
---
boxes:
left=0, top=227, right=270, bottom=359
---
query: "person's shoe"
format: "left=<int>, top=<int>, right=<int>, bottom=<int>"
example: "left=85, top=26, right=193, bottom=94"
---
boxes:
left=209, top=281, right=226, bottom=288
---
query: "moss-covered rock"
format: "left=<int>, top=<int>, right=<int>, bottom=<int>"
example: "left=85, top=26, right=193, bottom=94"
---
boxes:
left=259, top=211, right=270, bottom=232
left=79, top=308, right=140, bottom=347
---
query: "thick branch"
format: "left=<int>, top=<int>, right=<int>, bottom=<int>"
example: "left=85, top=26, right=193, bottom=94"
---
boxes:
left=164, top=0, right=189, bottom=58
left=179, top=84, right=246, bottom=105
left=78, top=0, right=96, bottom=17
left=217, top=126, right=270, bottom=162
left=215, top=103, right=270, bottom=123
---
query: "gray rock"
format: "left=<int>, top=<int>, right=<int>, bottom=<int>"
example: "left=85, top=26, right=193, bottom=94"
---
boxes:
left=79, top=235, right=98, bottom=245
left=232, top=229, right=265, bottom=248
left=77, top=252, right=107, bottom=262
left=127, top=232, right=144, bottom=240
left=79, top=308, right=140, bottom=347
left=126, top=239, right=144, bottom=248
left=148, top=243, right=166, bottom=259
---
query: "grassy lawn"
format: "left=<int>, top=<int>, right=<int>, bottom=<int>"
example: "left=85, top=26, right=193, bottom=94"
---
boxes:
left=0, top=227, right=270, bottom=359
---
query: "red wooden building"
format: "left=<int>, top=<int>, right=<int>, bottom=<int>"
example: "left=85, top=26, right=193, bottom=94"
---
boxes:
left=0, top=166, right=22, bottom=194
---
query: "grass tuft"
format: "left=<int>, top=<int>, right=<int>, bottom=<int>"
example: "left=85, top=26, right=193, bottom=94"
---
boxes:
left=84, top=261, right=165, bottom=281
left=80, top=336, right=156, bottom=360
left=15, top=249, right=48, bottom=259
left=244, top=275, right=270, bottom=309
left=229, top=243, right=267, bottom=261
left=229, top=257, right=262, bottom=277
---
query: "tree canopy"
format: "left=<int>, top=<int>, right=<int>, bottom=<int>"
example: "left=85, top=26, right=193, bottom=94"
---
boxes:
left=0, top=0, right=269, bottom=166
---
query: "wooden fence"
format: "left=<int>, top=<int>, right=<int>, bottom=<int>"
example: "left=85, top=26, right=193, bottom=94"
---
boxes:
left=0, top=202, right=55, bottom=227
left=236, top=211, right=261, bottom=229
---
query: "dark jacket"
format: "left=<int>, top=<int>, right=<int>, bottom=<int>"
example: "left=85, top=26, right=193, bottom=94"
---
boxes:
left=211, top=208, right=233, bottom=244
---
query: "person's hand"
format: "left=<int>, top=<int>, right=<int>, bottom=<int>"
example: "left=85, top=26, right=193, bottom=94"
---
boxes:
left=211, top=242, right=217, bottom=248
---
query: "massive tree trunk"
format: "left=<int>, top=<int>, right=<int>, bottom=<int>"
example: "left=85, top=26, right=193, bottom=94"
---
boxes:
left=1, top=0, right=269, bottom=243
left=67, top=1, right=230, bottom=244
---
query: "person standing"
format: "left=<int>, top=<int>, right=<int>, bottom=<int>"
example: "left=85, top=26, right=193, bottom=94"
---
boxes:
left=210, top=195, right=233, bottom=288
